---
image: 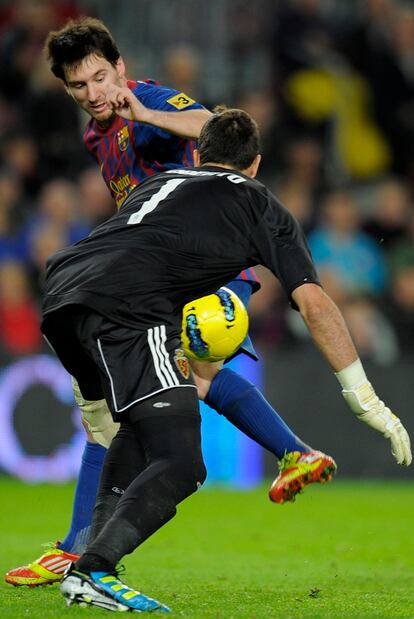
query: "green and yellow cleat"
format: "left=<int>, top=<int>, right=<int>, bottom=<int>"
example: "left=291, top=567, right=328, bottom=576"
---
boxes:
left=269, top=450, right=337, bottom=504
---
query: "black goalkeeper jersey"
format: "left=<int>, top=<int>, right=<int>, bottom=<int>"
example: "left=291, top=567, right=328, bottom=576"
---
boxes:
left=43, top=166, right=320, bottom=332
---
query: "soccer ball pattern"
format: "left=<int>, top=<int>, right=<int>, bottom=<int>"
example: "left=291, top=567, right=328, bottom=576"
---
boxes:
left=181, top=287, right=249, bottom=362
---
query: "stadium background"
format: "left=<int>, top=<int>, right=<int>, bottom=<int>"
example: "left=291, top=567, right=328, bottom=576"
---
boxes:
left=0, top=0, right=413, bottom=485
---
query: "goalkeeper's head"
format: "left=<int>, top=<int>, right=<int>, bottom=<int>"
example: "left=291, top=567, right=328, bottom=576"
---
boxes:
left=194, top=106, right=262, bottom=178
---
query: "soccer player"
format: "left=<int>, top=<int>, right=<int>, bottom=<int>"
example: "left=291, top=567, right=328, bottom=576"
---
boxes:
left=5, top=18, right=335, bottom=587
left=40, top=108, right=411, bottom=612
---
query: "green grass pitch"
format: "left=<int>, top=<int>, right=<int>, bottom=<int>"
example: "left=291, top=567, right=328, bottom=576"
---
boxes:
left=0, top=478, right=413, bottom=618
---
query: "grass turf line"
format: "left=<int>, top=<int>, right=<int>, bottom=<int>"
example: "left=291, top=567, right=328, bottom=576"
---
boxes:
left=0, top=479, right=413, bottom=618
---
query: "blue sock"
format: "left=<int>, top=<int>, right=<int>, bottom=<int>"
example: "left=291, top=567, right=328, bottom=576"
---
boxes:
left=59, top=441, right=106, bottom=555
left=205, top=368, right=311, bottom=459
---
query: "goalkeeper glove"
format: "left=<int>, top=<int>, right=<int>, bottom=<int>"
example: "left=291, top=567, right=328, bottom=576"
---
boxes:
left=335, top=360, right=412, bottom=466
left=72, top=377, right=119, bottom=448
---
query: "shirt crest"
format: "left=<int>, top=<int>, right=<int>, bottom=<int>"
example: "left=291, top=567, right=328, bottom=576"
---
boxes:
left=117, top=125, right=129, bottom=152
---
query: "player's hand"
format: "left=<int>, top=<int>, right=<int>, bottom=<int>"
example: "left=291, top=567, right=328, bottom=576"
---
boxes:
left=341, top=381, right=412, bottom=466
left=106, top=85, right=151, bottom=123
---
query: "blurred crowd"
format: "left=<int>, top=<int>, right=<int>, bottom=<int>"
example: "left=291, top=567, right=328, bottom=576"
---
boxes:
left=0, top=0, right=413, bottom=365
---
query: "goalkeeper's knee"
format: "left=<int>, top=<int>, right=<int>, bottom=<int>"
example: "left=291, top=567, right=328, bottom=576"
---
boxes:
left=72, top=377, right=119, bottom=448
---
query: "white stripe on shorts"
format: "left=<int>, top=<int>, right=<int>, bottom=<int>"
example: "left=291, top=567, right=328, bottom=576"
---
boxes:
left=158, top=325, right=179, bottom=387
left=148, top=326, right=178, bottom=389
left=147, top=327, right=169, bottom=389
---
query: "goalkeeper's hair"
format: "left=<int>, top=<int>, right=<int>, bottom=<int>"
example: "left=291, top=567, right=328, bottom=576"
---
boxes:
left=198, top=106, right=260, bottom=170
left=44, top=17, right=120, bottom=83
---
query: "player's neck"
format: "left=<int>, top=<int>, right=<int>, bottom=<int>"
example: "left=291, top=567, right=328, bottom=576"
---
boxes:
left=201, top=162, right=237, bottom=172
left=96, top=115, right=116, bottom=129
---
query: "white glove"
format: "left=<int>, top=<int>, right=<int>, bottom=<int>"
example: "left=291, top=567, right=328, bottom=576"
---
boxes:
left=336, top=360, right=412, bottom=466
left=72, top=377, right=120, bottom=448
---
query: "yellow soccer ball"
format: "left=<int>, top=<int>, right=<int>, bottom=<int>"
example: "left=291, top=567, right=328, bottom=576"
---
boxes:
left=181, top=287, right=249, bottom=362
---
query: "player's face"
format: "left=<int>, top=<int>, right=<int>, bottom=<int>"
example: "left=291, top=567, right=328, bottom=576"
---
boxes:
left=65, top=54, right=126, bottom=123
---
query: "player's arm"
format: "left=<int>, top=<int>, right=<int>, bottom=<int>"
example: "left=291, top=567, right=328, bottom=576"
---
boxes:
left=106, top=85, right=211, bottom=138
left=292, top=283, right=412, bottom=466
left=292, top=283, right=358, bottom=371
left=138, top=107, right=211, bottom=139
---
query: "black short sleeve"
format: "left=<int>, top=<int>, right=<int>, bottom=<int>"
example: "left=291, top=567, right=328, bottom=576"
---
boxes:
left=249, top=190, right=320, bottom=308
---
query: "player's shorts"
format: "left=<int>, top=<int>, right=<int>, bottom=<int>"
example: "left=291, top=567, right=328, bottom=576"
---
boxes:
left=224, top=279, right=258, bottom=362
left=42, top=306, right=197, bottom=421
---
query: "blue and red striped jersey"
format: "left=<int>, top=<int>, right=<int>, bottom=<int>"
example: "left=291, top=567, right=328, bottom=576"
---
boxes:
left=83, top=80, right=199, bottom=209
left=83, top=79, right=259, bottom=291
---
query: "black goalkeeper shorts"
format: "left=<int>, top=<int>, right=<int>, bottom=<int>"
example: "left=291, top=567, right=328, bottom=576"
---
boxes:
left=42, top=306, right=197, bottom=421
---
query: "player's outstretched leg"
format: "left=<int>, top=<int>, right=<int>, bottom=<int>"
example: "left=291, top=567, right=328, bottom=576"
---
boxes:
left=204, top=368, right=338, bottom=501
left=61, top=564, right=170, bottom=613
left=205, top=368, right=311, bottom=456
left=269, top=450, right=337, bottom=504
left=5, top=440, right=105, bottom=587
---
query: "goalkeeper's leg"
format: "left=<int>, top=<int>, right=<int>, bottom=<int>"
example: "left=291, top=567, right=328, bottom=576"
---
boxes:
left=67, top=390, right=204, bottom=612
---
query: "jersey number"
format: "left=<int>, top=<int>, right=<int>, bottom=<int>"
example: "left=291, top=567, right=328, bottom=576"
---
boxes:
left=127, top=178, right=187, bottom=225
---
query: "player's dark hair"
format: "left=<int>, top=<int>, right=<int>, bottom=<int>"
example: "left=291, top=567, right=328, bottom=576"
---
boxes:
left=45, top=17, right=121, bottom=82
left=198, top=106, right=260, bottom=170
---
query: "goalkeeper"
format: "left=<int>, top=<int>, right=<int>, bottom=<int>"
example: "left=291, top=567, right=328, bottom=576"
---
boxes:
left=38, top=107, right=410, bottom=613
